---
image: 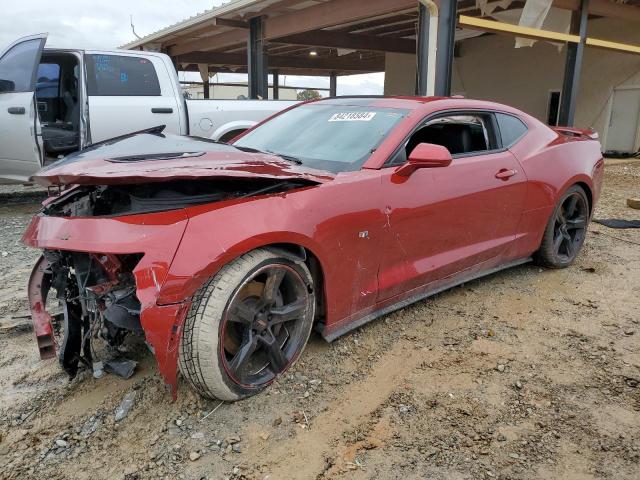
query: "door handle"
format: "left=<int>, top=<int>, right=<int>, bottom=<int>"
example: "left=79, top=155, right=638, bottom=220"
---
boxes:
left=8, top=107, right=25, bottom=115
left=151, top=107, right=173, bottom=114
left=495, top=168, right=517, bottom=180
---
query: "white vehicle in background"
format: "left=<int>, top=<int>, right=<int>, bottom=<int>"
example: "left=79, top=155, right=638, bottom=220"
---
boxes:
left=0, top=34, right=297, bottom=183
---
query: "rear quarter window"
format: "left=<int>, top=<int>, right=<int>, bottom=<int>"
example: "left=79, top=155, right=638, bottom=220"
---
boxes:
left=496, top=113, right=528, bottom=147
left=86, top=54, right=160, bottom=96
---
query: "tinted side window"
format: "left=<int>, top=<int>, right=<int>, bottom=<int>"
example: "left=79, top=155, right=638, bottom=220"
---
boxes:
left=0, top=39, right=43, bottom=93
left=406, top=113, right=497, bottom=158
left=496, top=113, right=527, bottom=147
left=86, top=54, right=160, bottom=96
left=36, top=63, right=60, bottom=98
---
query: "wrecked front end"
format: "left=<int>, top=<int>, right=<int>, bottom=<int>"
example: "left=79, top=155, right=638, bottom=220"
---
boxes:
left=23, top=193, right=191, bottom=397
left=24, top=187, right=324, bottom=400
left=22, top=131, right=331, bottom=398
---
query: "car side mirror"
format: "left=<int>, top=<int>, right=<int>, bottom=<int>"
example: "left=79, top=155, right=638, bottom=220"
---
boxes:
left=0, top=79, right=15, bottom=93
left=395, top=143, right=452, bottom=177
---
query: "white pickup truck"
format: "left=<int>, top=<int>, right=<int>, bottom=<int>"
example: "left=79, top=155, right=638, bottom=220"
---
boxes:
left=0, top=34, right=297, bottom=183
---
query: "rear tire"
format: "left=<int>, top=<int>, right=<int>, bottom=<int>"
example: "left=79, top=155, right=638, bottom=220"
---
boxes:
left=179, top=248, right=315, bottom=401
left=535, top=185, right=589, bottom=268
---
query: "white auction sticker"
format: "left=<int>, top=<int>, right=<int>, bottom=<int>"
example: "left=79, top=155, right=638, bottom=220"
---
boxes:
left=328, top=112, right=376, bottom=122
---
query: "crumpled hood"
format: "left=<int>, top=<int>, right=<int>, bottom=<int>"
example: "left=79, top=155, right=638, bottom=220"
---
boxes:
left=33, top=130, right=334, bottom=187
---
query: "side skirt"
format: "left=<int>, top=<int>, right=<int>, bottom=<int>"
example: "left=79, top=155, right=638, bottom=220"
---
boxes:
left=321, top=257, right=532, bottom=342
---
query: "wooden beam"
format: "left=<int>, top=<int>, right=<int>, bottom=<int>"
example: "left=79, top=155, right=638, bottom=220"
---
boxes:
left=586, top=37, right=640, bottom=55
left=263, top=0, right=416, bottom=40
left=177, top=51, right=384, bottom=72
left=348, top=19, right=418, bottom=36
left=213, top=18, right=249, bottom=29
left=275, top=30, right=416, bottom=54
left=336, top=14, right=417, bottom=34
left=458, top=15, right=580, bottom=43
left=459, top=14, right=640, bottom=56
left=169, top=28, right=247, bottom=56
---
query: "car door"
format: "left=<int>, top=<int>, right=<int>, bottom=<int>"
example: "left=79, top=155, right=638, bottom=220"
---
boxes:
left=84, top=51, right=181, bottom=143
left=376, top=111, right=527, bottom=302
left=0, top=34, right=47, bottom=182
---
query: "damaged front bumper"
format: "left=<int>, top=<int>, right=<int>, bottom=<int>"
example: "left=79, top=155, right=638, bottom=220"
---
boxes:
left=23, top=210, right=191, bottom=398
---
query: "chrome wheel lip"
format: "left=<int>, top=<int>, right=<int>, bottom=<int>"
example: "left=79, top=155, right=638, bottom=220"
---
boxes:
left=219, top=263, right=312, bottom=389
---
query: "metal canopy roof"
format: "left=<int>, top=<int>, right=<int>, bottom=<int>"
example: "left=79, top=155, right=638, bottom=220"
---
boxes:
left=123, top=0, right=640, bottom=77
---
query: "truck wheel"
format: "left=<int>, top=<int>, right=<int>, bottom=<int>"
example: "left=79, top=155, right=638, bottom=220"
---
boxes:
left=218, top=129, right=246, bottom=143
left=535, top=185, right=589, bottom=268
left=179, top=249, right=315, bottom=401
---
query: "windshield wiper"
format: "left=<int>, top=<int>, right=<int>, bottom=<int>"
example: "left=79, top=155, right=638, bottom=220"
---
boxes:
left=233, top=145, right=263, bottom=153
left=266, top=150, right=303, bottom=165
left=233, top=145, right=303, bottom=165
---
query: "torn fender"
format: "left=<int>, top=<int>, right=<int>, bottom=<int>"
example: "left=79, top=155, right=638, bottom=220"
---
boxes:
left=139, top=301, right=190, bottom=400
left=22, top=210, right=192, bottom=398
left=27, top=256, right=56, bottom=359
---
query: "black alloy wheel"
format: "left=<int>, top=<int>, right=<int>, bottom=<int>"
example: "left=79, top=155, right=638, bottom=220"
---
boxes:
left=552, top=191, right=588, bottom=262
left=536, top=185, right=590, bottom=268
left=220, top=264, right=312, bottom=388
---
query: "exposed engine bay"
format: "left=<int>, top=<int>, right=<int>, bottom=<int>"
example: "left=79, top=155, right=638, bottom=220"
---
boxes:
left=31, top=177, right=312, bottom=380
left=43, top=178, right=311, bottom=217
left=23, top=130, right=333, bottom=395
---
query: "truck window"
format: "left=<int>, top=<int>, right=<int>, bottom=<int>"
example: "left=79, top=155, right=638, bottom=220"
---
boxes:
left=0, top=39, right=43, bottom=93
left=85, top=54, right=160, bottom=96
left=36, top=63, right=60, bottom=98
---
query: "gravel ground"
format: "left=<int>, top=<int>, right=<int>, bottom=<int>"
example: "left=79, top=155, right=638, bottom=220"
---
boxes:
left=0, top=162, right=638, bottom=480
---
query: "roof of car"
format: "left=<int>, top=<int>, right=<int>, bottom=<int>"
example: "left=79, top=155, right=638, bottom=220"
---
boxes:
left=312, top=96, right=444, bottom=109
left=310, top=96, right=529, bottom=117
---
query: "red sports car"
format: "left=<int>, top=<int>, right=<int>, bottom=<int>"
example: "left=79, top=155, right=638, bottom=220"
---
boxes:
left=23, top=96, right=604, bottom=400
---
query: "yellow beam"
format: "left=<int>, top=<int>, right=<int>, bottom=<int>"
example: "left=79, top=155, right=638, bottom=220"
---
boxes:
left=586, top=38, right=640, bottom=55
left=459, top=14, right=640, bottom=56
left=458, top=15, right=580, bottom=43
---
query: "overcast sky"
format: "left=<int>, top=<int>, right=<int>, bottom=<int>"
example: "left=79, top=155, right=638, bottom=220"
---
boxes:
left=0, top=0, right=383, bottom=95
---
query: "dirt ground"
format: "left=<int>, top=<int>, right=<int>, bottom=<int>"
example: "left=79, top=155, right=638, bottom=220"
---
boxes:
left=0, top=162, right=639, bottom=480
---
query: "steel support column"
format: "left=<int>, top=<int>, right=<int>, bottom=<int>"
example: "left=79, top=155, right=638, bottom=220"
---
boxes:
left=329, top=72, right=337, bottom=97
left=248, top=16, right=268, bottom=99
left=272, top=70, right=279, bottom=99
left=558, top=0, right=589, bottom=126
left=203, top=81, right=210, bottom=99
left=416, top=3, right=431, bottom=96
left=435, top=0, right=457, bottom=97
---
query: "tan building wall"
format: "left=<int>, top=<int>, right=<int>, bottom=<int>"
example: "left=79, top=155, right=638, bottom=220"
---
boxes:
left=383, top=17, right=640, bottom=148
left=383, top=52, right=416, bottom=96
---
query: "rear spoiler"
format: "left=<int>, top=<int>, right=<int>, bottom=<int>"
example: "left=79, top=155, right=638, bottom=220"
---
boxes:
left=552, top=126, right=599, bottom=140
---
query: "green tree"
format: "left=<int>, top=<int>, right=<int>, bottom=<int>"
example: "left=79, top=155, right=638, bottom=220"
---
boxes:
left=297, top=89, right=322, bottom=101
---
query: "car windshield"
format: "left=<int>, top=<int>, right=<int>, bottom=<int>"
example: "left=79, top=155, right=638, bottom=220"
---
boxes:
left=233, top=103, right=408, bottom=173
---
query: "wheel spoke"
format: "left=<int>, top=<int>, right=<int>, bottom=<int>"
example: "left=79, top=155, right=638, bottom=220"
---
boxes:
left=566, top=216, right=587, bottom=230
left=553, top=231, right=563, bottom=253
left=229, top=335, right=258, bottom=374
left=270, top=298, right=307, bottom=324
left=564, top=238, right=576, bottom=258
left=565, top=195, right=578, bottom=217
left=261, top=331, right=288, bottom=374
left=228, top=302, right=256, bottom=324
left=263, top=269, right=285, bottom=305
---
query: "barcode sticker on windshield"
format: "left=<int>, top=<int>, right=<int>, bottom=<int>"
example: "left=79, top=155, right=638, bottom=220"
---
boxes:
left=328, top=112, right=376, bottom=122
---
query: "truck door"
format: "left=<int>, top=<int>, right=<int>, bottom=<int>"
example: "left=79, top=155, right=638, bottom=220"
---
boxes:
left=0, top=34, right=47, bottom=183
left=83, top=52, right=181, bottom=142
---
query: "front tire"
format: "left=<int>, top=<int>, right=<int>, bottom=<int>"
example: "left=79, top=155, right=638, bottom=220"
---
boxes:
left=535, top=185, right=589, bottom=268
left=179, top=249, right=315, bottom=401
